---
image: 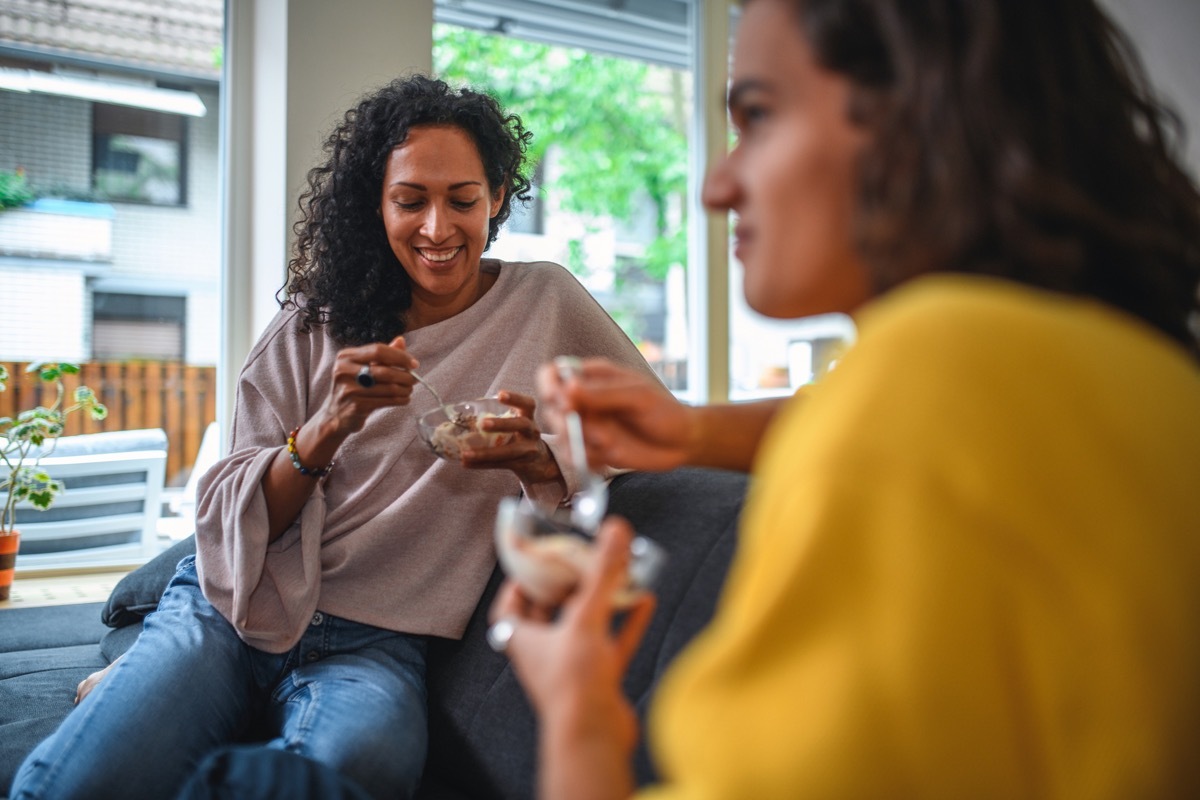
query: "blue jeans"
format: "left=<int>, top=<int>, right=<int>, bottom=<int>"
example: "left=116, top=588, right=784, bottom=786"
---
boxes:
left=178, top=746, right=375, bottom=800
left=10, top=555, right=428, bottom=800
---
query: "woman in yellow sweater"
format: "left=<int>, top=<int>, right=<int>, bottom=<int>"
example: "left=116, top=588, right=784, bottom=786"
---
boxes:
left=491, top=0, right=1200, bottom=797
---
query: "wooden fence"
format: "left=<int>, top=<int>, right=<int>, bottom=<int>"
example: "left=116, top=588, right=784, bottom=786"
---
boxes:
left=1, top=361, right=217, bottom=487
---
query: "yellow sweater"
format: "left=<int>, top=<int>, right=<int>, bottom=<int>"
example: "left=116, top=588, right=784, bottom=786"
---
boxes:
left=641, top=275, right=1200, bottom=799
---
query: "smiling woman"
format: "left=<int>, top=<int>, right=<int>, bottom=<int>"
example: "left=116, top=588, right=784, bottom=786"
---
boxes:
left=283, top=75, right=531, bottom=346
left=9, top=74, right=657, bottom=800
left=379, top=125, right=506, bottom=329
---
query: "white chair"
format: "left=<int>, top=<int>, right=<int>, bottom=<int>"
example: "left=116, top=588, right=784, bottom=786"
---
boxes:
left=8, top=428, right=168, bottom=573
left=158, top=420, right=219, bottom=541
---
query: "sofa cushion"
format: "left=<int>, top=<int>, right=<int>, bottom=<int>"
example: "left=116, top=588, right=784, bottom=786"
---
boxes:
left=0, top=602, right=109, bottom=653
left=99, top=620, right=144, bottom=664
left=0, top=604, right=110, bottom=792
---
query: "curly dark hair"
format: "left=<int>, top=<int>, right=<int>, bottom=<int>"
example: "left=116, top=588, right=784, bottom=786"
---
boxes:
left=280, top=74, right=533, bottom=345
left=769, top=0, right=1200, bottom=357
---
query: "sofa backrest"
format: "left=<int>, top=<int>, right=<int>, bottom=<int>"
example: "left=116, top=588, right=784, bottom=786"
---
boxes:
left=9, top=428, right=168, bottom=573
left=422, top=466, right=749, bottom=799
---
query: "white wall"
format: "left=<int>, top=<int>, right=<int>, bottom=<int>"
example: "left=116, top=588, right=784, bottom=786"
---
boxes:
left=222, top=0, right=433, bottom=435
left=0, top=266, right=87, bottom=362
left=1100, top=0, right=1200, bottom=179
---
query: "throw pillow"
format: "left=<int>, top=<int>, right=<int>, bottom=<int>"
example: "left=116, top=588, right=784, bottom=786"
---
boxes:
left=101, top=535, right=196, bottom=628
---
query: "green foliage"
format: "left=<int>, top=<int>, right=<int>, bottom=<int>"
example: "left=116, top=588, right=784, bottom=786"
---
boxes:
left=29, top=183, right=105, bottom=202
left=0, top=169, right=34, bottom=211
left=434, top=25, right=689, bottom=282
left=0, top=363, right=108, bottom=536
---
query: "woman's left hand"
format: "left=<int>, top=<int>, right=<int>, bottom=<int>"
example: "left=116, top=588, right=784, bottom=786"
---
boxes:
left=461, top=389, right=562, bottom=486
left=488, top=518, right=655, bottom=800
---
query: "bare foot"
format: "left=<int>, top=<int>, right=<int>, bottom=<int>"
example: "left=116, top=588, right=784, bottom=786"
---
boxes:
left=75, top=656, right=121, bottom=704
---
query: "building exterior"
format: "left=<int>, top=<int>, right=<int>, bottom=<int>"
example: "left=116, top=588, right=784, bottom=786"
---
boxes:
left=0, top=0, right=223, bottom=365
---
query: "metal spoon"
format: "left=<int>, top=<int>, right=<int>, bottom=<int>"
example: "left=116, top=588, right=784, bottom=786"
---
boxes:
left=554, top=356, right=608, bottom=535
left=410, top=369, right=459, bottom=422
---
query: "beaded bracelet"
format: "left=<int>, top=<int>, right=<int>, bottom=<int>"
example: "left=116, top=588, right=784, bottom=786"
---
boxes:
left=286, top=426, right=335, bottom=478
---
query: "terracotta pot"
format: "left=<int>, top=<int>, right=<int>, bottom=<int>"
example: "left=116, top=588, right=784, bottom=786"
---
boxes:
left=0, top=530, right=19, bottom=602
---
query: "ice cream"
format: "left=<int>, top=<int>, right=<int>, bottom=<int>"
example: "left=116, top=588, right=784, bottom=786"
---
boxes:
left=427, top=410, right=513, bottom=460
left=497, top=525, right=648, bottom=608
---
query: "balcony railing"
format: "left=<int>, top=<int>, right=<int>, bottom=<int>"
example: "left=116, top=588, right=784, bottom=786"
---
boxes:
left=0, top=198, right=114, bottom=262
left=0, top=360, right=216, bottom=487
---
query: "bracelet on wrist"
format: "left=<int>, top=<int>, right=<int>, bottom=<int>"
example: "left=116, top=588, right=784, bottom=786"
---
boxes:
left=286, top=426, right=335, bottom=478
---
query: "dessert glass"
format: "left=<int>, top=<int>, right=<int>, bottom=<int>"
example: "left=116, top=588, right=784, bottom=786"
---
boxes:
left=417, top=398, right=518, bottom=461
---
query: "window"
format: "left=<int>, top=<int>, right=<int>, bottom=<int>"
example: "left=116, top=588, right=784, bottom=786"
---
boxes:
left=433, top=5, right=694, bottom=392
left=433, top=1, right=859, bottom=402
left=728, top=265, right=856, bottom=398
left=92, top=292, right=186, bottom=361
left=93, top=104, right=186, bottom=206
left=721, top=6, right=856, bottom=399
left=507, top=160, right=545, bottom=235
left=0, top=0, right=223, bottom=516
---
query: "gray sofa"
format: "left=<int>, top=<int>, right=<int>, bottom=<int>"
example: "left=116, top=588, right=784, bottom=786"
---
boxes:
left=0, top=467, right=747, bottom=799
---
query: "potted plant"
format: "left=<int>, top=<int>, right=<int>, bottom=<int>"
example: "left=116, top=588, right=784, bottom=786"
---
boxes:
left=0, top=168, right=34, bottom=211
left=0, top=362, right=108, bottom=600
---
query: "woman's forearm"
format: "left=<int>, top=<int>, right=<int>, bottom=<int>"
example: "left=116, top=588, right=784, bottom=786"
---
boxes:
left=262, top=415, right=347, bottom=541
left=686, top=397, right=788, bottom=472
left=539, top=701, right=638, bottom=800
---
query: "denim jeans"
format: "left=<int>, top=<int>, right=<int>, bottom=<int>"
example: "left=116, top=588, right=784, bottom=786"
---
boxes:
left=177, top=746, right=375, bottom=800
left=10, top=555, right=428, bottom=800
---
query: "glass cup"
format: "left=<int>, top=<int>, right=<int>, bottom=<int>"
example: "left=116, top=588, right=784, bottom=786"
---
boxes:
left=493, top=496, right=667, bottom=607
left=417, top=397, right=518, bottom=461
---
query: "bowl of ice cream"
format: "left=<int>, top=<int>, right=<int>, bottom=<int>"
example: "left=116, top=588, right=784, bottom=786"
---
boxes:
left=417, top=397, right=518, bottom=461
left=493, top=496, right=667, bottom=607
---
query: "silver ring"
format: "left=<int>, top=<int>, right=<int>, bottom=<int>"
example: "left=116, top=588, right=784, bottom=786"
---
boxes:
left=356, top=364, right=375, bottom=388
left=486, top=617, right=516, bottom=654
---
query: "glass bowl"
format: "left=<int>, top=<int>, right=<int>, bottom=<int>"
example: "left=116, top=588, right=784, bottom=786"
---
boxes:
left=417, top=397, right=518, bottom=461
left=493, top=496, right=667, bottom=608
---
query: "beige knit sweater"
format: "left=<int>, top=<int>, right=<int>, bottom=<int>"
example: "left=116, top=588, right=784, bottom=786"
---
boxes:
left=194, top=260, right=652, bottom=652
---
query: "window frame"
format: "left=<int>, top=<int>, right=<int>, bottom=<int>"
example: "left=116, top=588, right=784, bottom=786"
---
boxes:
left=91, top=102, right=189, bottom=207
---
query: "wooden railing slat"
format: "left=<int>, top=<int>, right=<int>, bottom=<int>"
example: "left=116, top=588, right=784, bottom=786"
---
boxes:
left=1, top=360, right=217, bottom=487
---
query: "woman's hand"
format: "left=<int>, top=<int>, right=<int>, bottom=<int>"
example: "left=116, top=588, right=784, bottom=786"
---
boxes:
left=537, top=359, right=697, bottom=472
left=294, top=334, right=420, bottom=472
left=311, top=335, right=419, bottom=441
left=489, top=517, right=655, bottom=800
left=263, top=335, right=418, bottom=540
left=538, top=358, right=785, bottom=474
left=461, top=389, right=563, bottom=486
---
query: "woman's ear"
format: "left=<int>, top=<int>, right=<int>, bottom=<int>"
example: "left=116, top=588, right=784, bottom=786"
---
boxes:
left=489, top=185, right=507, bottom=219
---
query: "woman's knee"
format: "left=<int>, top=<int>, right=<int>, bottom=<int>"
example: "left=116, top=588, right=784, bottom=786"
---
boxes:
left=274, top=667, right=428, bottom=799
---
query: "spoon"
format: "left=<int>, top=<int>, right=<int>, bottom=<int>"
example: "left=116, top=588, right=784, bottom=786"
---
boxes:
left=554, top=356, right=608, bottom=535
left=410, top=369, right=460, bottom=423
